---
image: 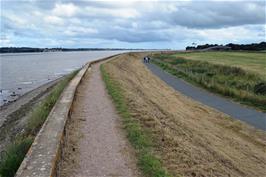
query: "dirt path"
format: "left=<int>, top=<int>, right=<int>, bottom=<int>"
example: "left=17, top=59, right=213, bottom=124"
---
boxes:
left=59, top=62, right=139, bottom=177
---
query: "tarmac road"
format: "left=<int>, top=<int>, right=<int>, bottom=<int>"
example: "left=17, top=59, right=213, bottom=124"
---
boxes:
left=145, top=62, right=266, bottom=131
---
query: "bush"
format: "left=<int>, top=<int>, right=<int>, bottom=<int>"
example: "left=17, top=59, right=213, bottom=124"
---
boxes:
left=254, top=82, right=266, bottom=95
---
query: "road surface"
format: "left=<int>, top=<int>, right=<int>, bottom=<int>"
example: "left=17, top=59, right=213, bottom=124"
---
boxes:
left=146, top=63, right=266, bottom=131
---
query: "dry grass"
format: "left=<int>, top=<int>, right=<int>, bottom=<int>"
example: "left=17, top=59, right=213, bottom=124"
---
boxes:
left=103, top=53, right=266, bottom=177
left=101, top=63, right=170, bottom=177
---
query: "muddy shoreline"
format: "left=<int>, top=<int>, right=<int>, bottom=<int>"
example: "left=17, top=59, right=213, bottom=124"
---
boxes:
left=0, top=76, right=65, bottom=152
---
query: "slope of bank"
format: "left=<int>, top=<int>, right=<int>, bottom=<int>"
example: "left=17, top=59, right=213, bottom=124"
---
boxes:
left=103, top=53, right=266, bottom=177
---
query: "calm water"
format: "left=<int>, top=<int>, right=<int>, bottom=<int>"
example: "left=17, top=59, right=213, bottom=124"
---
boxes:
left=0, top=51, right=126, bottom=106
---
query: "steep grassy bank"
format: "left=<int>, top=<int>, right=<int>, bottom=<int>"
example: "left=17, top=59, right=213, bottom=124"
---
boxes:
left=152, top=53, right=266, bottom=112
left=101, top=53, right=266, bottom=177
left=101, top=64, right=171, bottom=177
left=0, top=70, right=78, bottom=177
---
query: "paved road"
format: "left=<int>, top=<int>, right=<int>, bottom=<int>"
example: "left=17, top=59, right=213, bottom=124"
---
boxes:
left=145, top=63, right=266, bottom=131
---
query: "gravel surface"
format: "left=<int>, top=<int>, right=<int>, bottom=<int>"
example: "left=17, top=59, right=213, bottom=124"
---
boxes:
left=146, top=63, right=266, bottom=131
left=59, top=62, right=139, bottom=177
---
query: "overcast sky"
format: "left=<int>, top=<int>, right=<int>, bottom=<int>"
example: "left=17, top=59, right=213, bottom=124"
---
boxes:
left=1, top=0, right=265, bottom=49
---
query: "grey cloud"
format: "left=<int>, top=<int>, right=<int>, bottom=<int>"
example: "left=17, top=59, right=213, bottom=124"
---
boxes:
left=1, top=0, right=265, bottom=48
left=139, top=1, right=265, bottom=29
left=97, top=28, right=168, bottom=42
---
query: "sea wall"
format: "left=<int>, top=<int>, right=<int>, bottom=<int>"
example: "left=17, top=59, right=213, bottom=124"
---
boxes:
left=15, top=54, right=119, bottom=177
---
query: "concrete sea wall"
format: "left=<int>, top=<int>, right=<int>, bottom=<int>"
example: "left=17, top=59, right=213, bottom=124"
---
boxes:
left=15, top=55, right=119, bottom=177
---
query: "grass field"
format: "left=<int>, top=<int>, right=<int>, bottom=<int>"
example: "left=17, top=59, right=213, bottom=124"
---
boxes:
left=171, top=51, right=266, bottom=78
left=152, top=51, right=266, bottom=111
left=102, top=53, right=266, bottom=177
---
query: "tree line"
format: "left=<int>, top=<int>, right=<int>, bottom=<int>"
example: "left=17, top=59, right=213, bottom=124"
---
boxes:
left=186, top=42, right=266, bottom=51
left=0, top=47, right=143, bottom=53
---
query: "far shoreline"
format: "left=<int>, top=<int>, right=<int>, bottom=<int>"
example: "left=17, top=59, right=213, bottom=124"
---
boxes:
left=0, top=47, right=151, bottom=54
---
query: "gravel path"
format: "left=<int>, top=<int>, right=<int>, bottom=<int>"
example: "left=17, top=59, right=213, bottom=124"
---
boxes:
left=146, top=63, right=266, bottom=131
left=60, top=62, right=139, bottom=177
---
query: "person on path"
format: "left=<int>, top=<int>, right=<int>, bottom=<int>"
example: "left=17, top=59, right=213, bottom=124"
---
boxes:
left=143, top=56, right=151, bottom=63
left=143, top=57, right=147, bottom=63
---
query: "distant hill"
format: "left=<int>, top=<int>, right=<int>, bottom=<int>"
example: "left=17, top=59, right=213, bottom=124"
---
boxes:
left=186, top=42, right=266, bottom=51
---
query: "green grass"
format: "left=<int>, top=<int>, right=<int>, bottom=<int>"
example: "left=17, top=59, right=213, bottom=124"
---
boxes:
left=100, top=64, right=171, bottom=177
left=0, top=70, right=78, bottom=177
left=27, top=70, right=78, bottom=135
left=171, top=51, right=266, bottom=78
left=152, top=53, right=266, bottom=112
left=0, top=138, right=33, bottom=177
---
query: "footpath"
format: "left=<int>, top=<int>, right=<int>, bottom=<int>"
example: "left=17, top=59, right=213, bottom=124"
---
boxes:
left=59, top=62, right=139, bottom=177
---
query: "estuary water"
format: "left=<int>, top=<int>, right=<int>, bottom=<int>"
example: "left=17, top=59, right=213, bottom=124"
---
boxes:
left=0, top=51, right=126, bottom=106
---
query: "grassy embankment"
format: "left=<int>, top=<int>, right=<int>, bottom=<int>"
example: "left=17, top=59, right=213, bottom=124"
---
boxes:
left=101, top=64, right=171, bottom=177
left=100, top=53, right=266, bottom=177
left=152, top=51, right=266, bottom=111
left=0, top=70, right=78, bottom=177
